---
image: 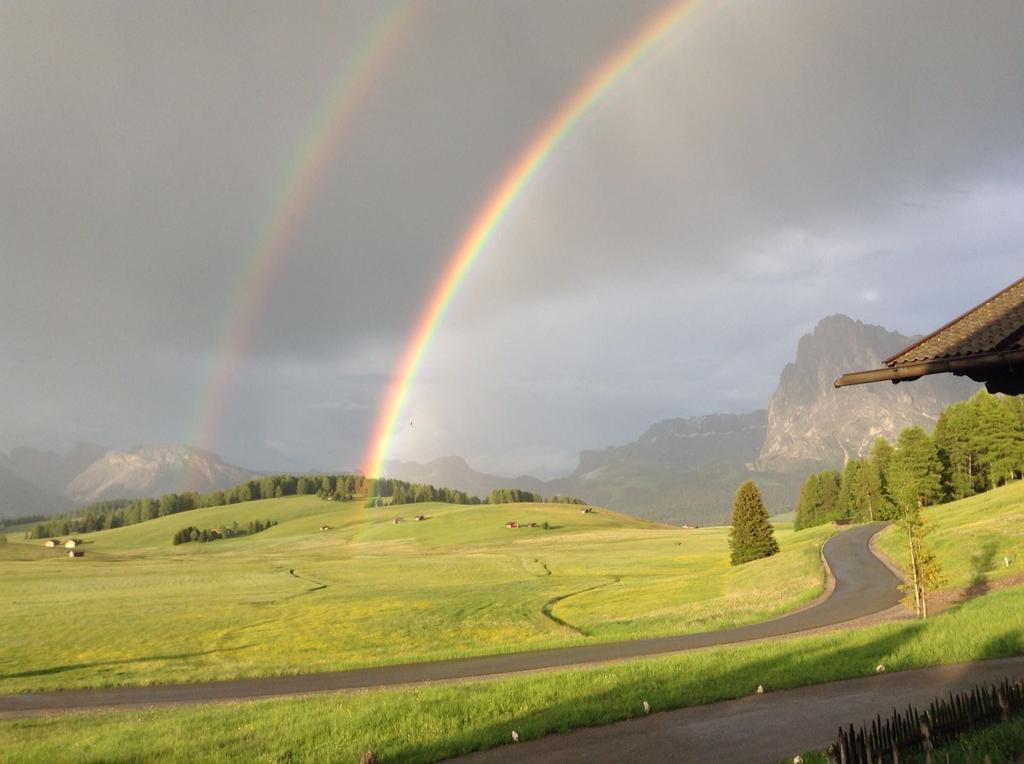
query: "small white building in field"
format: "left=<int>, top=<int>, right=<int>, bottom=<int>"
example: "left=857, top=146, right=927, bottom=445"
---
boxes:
left=64, top=539, right=82, bottom=548
left=43, top=539, right=60, bottom=548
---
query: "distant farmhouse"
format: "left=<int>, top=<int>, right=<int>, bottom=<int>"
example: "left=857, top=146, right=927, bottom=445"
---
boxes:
left=67, top=549, right=84, bottom=558
left=836, top=275, right=1024, bottom=395
left=64, top=539, right=82, bottom=548
left=43, top=539, right=60, bottom=548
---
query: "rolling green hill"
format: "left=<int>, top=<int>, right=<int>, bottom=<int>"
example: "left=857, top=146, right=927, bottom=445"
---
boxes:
left=876, top=479, right=1024, bottom=590
left=5, top=481, right=1024, bottom=762
left=0, top=495, right=830, bottom=694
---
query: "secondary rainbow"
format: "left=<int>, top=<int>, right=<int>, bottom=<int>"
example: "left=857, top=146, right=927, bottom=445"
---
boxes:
left=187, top=4, right=412, bottom=462
left=362, top=0, right=704, bottom=478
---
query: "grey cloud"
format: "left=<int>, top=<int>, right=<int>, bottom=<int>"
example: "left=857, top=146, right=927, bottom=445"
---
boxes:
left=2, top=1, right=1023, bottom=475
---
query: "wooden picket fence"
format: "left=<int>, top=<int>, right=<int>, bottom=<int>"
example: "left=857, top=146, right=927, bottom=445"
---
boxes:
left=826, top=678, right=1024, bottom=763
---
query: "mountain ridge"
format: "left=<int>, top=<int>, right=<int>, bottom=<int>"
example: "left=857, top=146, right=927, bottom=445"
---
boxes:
left=0, top=313, right=980, bottom=523
left=380, top=315, right=978, bottom=524
left=65, top=444, right=261, bottom=504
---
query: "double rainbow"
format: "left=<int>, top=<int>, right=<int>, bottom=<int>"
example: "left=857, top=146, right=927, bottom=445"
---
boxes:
left=188, top=4, right=413, bottom=458
left=361, top=0, right=702, bottom=478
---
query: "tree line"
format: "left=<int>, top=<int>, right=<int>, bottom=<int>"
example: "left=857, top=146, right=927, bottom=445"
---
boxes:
left=172, top=519, right=277, bottom=545
left=795, top=390, right=1024, bottom=531
left=365, top=483, right=585, bottom=508
left=363, top=479, right=484, bottom=508
left=0, top=513, right=48, bottom=530
left=27, top=473, right=375, bottom=538
left=25, top=470, right=589, bottom=539
left=487, top=488, right=543, bottom=504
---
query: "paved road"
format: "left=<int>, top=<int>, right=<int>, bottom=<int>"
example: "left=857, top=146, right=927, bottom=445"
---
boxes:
left=0, top=523, right=901, bottom=717
left=453, top=657, right=1024, bottom=764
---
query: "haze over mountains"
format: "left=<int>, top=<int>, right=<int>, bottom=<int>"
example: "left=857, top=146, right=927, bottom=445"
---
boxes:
left=386, top=315, right=978, bottom=524
left=0, top=445, right=258, bottom=518
left=0, top=314, right=978, bottom=524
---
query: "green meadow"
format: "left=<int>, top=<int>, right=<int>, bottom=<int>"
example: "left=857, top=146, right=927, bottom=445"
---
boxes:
left=3, top=580, right=1023, bottom=763
left=2, top=482, right=1024, bottom=762
left=0, top=496, right=830, bottom=694
left=876, top=479, right=1024, bottom=589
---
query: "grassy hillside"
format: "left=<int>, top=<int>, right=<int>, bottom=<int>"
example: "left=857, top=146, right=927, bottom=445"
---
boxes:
left=876, top=480, right=1024, bottom=589
left=4, top=580, right=1024, bottom=763
left=0, top=496, right=830, bottom=693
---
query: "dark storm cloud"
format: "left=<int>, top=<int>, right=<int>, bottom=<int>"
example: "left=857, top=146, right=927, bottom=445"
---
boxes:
left=1, top=0, right=666, bottom=362
left=2, top=1, right=1023, bottom=474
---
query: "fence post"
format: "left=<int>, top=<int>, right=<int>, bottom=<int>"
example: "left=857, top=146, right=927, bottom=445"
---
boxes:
left=997, top=686, right=1010, bottom=722
left=919, top=714, right=933, bottom=764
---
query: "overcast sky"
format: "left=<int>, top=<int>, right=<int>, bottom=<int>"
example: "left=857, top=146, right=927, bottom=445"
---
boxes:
left=3, top=0, right=1023, bottom=477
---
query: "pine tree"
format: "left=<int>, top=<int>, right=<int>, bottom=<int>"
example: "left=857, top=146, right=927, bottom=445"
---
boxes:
left=973, top=392, right=1024, bottom=486
left=869, top=437, right=897, bottom=515
left=729, top=481, right=779, bottom=566
left=793, top=469, right=842, bottom=529
left=794, top=473, right=819, bottom=530
left=836, top=460, right=862, bottom=520
left=851, top=458, right=884, bottom=522
left=934, top=401, right=979, bottom=500
left=890, top=426, right=943, bottom=512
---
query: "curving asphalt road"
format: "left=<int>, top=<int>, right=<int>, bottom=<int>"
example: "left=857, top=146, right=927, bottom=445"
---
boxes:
left=0, top=522, right=902, bottom=717
left=453, top=657, right=1024, bottom=764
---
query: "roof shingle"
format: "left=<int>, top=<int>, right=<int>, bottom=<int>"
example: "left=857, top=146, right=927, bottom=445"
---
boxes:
left=886, top=276, right=1024, bottom=366
left=834, top=275, right=1024, bottom=394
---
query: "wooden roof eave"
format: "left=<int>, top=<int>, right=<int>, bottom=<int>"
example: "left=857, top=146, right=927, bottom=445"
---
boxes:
left=833, top=348, right=1024, bottom=388
left=882, top=275, right=1024, bottom=366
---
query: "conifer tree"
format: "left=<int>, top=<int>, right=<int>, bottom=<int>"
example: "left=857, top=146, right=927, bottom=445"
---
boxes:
left=934, top=401, right=979, bottom=500
left=889, top=426, right=943, bottom=512
left=851, top=458, right=884, bottom=522
left=836, top=460, right=862, bottom=520
left=793, top=469, right=842, bottom=529
left=729, top=481, right=779, bottom=565
left=973, top=392, right=1024, bottom=486
left=869, top=437, right=896, bottom=515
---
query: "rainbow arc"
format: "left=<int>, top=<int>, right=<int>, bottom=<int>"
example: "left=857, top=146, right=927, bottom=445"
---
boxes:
left=362, top=0, right=703, bottom=478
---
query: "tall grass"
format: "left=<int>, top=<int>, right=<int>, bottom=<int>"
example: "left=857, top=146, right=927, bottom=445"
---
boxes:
left=876, top=480, right=1024, bottom=589
left=0, top=496, right=828, bottom=693
left=3, top=584, right=1024, bottom=763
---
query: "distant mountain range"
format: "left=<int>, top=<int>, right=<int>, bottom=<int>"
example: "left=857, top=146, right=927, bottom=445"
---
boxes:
left=65, top=445, right=259, bottom=504
left=385, top=315, right=978, bottom=525
left=0, top=314, right=980, bottom=524
left=382, top=455, right=548, bottom=500
left=0, top=444, right=259, bottom=519
left=384, top=416, right=807, bottom=526
left=0, top=454, right=75, bottom=519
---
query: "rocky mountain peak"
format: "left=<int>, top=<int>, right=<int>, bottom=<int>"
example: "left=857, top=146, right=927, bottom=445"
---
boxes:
left=65, top=444, right=259, bottom=503
left=756, top=314, right=977, bottom=470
